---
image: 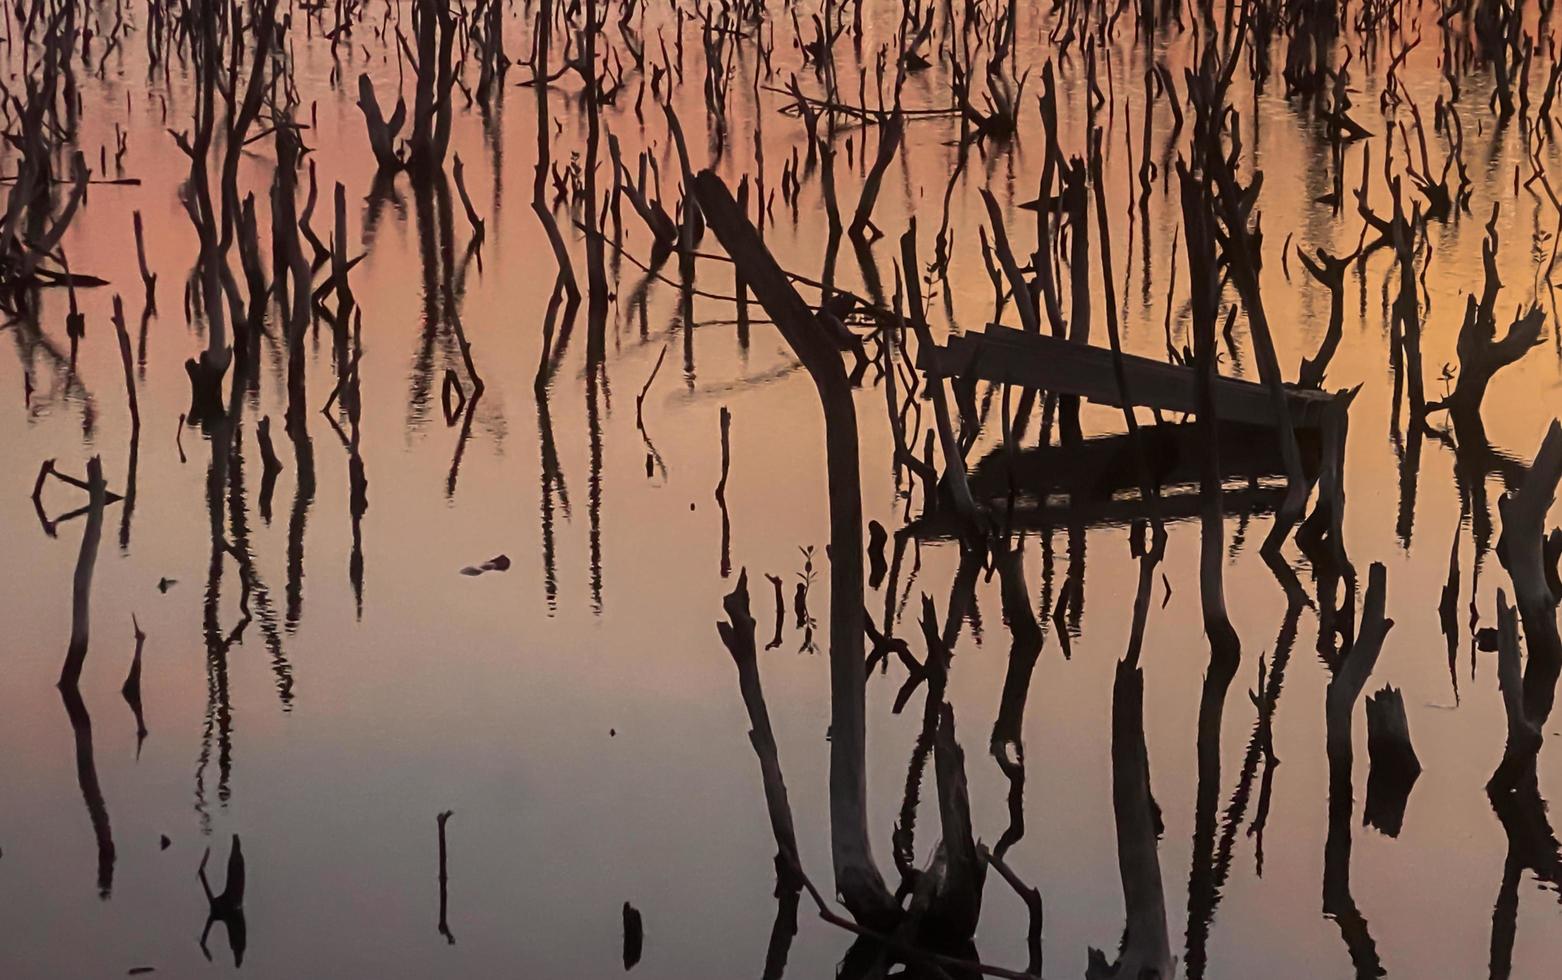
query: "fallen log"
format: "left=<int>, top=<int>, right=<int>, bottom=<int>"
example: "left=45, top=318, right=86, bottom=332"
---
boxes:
left=919, top=324, right=1333, bottom=429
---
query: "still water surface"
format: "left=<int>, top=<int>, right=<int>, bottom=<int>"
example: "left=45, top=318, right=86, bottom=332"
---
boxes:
left=3, top=3, right=1562, bottom=978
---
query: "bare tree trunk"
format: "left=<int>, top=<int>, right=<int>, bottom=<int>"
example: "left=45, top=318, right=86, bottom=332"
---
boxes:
left=1490, top=420, right=1562, bottom=791
left=59, top=456, right=107, bottom=690
left=692, top=170, right=895, bottom=928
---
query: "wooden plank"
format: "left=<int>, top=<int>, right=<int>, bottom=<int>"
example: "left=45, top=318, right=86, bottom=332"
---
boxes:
left=917, top=323, right=1331, bottom=428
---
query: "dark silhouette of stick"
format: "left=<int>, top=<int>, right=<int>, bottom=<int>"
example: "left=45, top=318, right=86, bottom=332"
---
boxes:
left=59, top=457, right=107, bottom=690
left=122, top=615, right=147, bottom=752
left=199, top=835, right=247, bottom=967
left=437, top=810, right=455, bottom=944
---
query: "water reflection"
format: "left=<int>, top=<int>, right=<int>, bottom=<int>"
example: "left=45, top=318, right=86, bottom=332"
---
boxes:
left=9, top=1, right=1562, bottom=977
left=198, top=835, right=247, bottom=968
left=59, top=684, right=114, bottom=900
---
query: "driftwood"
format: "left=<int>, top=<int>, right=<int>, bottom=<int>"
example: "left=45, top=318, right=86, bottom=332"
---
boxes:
left=1185, top=158, right=1242, bottom=675
left=921, top=325, right=1333, bottom=429
left=530, top=21, right=581, bottom=390
left=172, top=0, right=276, bottom=422
left=1297, top=387, right=1359, bottom=576
left=273, top=114, right=313, bottom=428
left=257, top=416, right=283, bottom=475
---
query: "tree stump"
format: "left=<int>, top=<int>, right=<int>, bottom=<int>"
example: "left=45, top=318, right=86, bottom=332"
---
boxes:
left=1365, top=685, right=1421, bottom=837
